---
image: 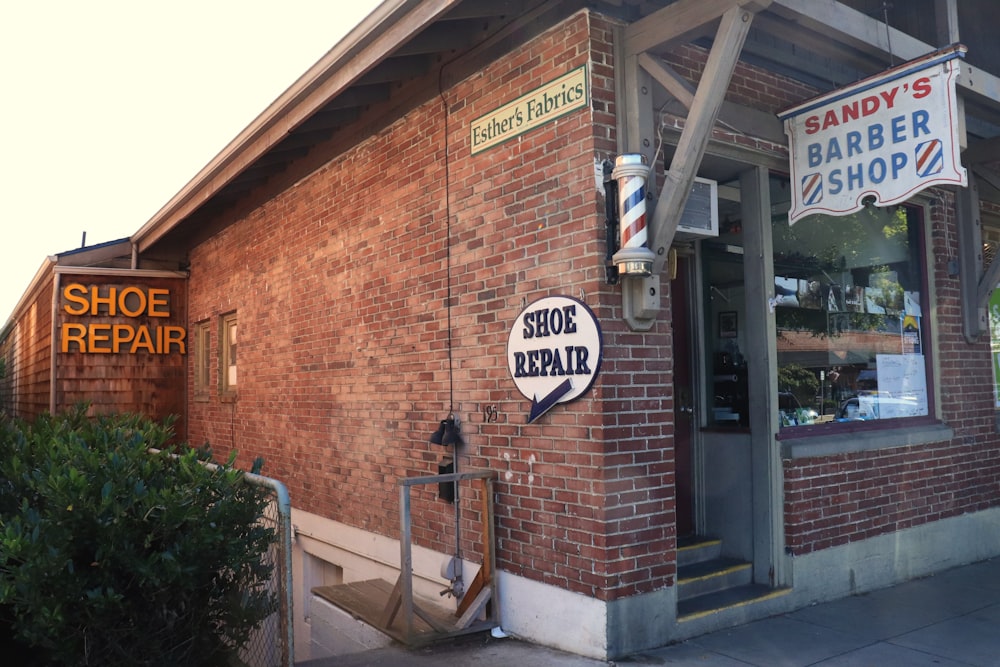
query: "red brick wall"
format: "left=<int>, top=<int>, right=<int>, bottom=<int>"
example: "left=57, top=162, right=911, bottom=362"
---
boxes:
left=186, top=10, right=677, bottom=602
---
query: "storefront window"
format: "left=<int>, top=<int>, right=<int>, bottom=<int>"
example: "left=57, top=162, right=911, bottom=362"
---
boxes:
left=704, top=243, right=749, bottom=428
left=771, top=184, right=929, bottom=428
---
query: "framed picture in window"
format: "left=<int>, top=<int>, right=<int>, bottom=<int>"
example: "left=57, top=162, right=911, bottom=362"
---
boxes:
left=719, top=311, right=737, bottom=338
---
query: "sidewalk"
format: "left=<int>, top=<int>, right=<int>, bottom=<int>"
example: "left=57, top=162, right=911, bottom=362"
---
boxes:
left=300, top=557, right=1000, bottom=666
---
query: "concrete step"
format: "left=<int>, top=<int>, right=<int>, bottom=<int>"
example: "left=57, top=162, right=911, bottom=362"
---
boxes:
left=676, top=536, right=721, bottom=568
left=677, top=583, right=791, bottom=623
left=677, top=557, right=752, bottom=601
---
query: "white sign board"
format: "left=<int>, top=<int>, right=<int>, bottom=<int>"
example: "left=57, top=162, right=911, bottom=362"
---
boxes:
left=779, top=46, right=966, bottom=224
left=507, top=295, right=602, bottom=423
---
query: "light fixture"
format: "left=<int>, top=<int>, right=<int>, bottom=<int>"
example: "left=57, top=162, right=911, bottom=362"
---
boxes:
left=429, top=416, right=463, bottom=448
left=429, top=419, right=448, bottom=445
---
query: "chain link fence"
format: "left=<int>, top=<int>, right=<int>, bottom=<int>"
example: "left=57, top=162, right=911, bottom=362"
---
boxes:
left=239, top=471, right=294, bottom=667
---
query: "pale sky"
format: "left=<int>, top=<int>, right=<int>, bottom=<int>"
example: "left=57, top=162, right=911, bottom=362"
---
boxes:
left=0, top=0, right=381, bottom=323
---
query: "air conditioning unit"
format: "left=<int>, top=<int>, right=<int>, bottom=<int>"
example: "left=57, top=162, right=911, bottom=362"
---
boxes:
left=675, top=177, right=719, bottom=239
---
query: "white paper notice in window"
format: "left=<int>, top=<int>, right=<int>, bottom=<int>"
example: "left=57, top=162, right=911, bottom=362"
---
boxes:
left=875, top=353, right=929, bottom=418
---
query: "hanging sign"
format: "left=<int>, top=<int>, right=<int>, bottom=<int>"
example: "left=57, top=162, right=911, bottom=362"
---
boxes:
left=778, top=45, right=967, bottom=224
left=507, top=295, right=602, bottom=423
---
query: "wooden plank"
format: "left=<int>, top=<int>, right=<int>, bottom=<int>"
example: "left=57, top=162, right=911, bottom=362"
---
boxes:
left=650, top=6, right=755, bottom=272
left=455, top=567, right=486, bottom=618
left=625, top=0, right=772, bottom=57
left=313, top=578, right=458, bottom=643
left=455, top=588, right=492, bottom=630
left=379, top=575, right=403, bottom=628
left=639, top=53, right=695, bottom=110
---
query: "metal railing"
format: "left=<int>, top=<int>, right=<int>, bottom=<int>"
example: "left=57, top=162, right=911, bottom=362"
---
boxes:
left=148, top=450, right=294, bottom=666
left=240, top=470, right=294, bottom=667
left=393, top=470, right=499, bottom=644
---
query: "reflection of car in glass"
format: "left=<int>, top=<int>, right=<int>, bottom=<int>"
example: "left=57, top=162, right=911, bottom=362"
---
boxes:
left=836, top=393, right=921, bottom=421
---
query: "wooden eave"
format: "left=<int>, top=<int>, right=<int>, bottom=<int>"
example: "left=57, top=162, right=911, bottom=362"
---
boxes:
left=129, top=0, right=1000, bottom=265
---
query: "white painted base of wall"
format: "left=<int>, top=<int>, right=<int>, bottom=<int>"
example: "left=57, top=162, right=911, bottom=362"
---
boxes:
left=495, top=570, right=608, bottom=659
left=286, top=505, right=1000, bottom=662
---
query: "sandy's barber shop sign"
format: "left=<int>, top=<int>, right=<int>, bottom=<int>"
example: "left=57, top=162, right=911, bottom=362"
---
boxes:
left=779, top=45, right=967, bottom=224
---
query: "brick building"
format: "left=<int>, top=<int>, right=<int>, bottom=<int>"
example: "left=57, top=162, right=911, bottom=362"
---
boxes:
left=4, top=0, right=1000, bottom=661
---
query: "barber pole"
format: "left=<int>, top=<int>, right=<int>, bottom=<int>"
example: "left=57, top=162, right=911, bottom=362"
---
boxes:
left=612, top=154, right=656, bottom=276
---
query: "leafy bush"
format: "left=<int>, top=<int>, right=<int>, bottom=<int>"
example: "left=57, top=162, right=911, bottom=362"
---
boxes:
left=0, top=407, right=275, bottom=666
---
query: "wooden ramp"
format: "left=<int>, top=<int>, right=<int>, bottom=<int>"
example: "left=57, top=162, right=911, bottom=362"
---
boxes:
left=312, top=468, right=499, bottom=646
left=313, top=574, right=494, bottom=646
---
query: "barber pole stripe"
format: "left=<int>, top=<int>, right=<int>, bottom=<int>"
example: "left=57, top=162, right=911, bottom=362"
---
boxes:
left=618, top=174, right=647, bottom=248
left=801, top=173, right=823, bottom=206
left=915, top=139, right=944, bottom=177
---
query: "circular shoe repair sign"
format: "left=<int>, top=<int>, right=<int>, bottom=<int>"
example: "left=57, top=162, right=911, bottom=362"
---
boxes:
left=507, top=295, right=603, bottom=423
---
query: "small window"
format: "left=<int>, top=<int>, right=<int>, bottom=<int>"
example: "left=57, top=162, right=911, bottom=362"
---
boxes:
left=220, top=312, right=237, bottom=395
left=193, top=321, right=211, bottom=400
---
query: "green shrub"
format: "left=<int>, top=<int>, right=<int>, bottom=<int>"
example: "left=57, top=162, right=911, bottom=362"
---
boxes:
left=0, top=407, right=275, bottom=666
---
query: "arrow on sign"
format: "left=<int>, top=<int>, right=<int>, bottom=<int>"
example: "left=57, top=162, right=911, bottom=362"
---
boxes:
left=528, top=378, right=573, bottom=423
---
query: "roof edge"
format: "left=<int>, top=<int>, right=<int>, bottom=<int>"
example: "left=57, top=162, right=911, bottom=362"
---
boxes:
left=131, top=0, right=462, bottom=253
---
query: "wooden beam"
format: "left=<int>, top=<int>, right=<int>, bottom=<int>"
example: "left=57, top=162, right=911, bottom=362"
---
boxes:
left=649, top=6, right=757, bottom=273
left=973, top=164, right=1000, bottom=193
left=935, top=0, right=960, bottom=46
left=769, top=0, right=1000, bottom=107
left=625, top=0, right=771, bottom=57
left=957, top=172, right=986, bottom=341
left=640, top=53, right=785, bottom=143
left=963, top=137, right=1000, bottom=166
left=639, top=53, right=695, bottom=110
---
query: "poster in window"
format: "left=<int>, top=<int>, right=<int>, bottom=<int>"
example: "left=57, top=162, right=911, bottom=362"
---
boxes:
left=901, top=315, right=921, bottom=354
left=774, top=277, right=799, bottom=307
left=719, top=311, right=737, bottom=339
left=845, top=286, right=864, bottom=312
left=990, top=288, right=1000, bottom=408
left=797, top=279, right=824, bottom=309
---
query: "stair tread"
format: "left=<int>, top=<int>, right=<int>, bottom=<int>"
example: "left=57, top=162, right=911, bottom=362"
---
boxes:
left=677, top=557, right=750, bottom=583
left=678, top=583, right=790, bottom=621
left=677, top=535, right=721, bottom=550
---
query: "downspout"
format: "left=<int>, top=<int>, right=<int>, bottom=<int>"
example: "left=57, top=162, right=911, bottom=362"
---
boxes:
left=49, top=271, right=60, bottom=414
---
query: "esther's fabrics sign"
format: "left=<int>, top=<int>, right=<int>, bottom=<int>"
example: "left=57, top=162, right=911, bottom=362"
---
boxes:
left=470, top=66, right=588, bottom=155
left=507, top=295, right=602, bottom=423
left=778, top=45, right=967, bottom=224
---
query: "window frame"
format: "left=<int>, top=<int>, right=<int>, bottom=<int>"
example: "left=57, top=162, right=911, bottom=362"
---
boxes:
left=770, top=194, right=946, bottom=454
left=220, top=312, right=237, bottom=399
